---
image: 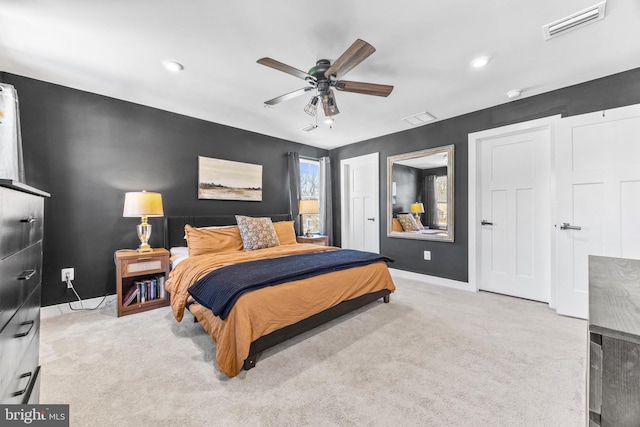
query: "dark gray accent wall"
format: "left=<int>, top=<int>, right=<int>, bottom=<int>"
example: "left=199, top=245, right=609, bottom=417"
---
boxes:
left=330, top=67, right=640, bottom=282
left=4, top=67, right=640, bottom=305
left=1, top=74, right=327, bottom=307
left=391, top=163, right=420, bottom=215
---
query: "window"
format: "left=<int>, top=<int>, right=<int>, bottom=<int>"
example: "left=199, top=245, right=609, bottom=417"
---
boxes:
left=300, top=157, right=320, bottom=234
left=435, top=175, right=447, bottom=229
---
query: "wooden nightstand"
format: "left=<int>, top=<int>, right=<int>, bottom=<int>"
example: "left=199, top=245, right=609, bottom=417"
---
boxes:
left=115, top=248, right=170, bottom=317
left=296, top=235, right=329, bottom=246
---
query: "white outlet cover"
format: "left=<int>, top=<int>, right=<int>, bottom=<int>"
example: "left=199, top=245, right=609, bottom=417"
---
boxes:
left=423, top=251, right=431, bottom=260
left=61, top=268, right=75, bottom=282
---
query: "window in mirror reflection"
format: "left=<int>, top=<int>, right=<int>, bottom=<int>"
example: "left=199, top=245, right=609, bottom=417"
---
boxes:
left=435, top=175, right=447, bottom=229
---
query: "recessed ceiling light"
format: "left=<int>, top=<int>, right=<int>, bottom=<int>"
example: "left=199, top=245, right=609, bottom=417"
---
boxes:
left=506, top=89, right=522, bottom=99
left=470, top=56, right=490, bottom=69
left=162, top=60, right=184, bottom=72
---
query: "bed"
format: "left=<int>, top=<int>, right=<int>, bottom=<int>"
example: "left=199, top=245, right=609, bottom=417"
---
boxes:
left=162, top=214, right=396, bottom=377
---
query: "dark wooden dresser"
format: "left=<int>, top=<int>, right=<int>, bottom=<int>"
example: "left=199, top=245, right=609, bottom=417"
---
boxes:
left=0, top=180, right=49, bottom=404
left=588, top=255, right=640, bottom=427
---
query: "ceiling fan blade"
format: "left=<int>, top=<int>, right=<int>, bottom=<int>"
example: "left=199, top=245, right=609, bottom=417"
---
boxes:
left=257, top=57, right=313, bottom=81
left=335, top=80, right=394, bottom=97
left=264, top=87, right=315, bottom=106
left=324, top=39, right=376, bottom=80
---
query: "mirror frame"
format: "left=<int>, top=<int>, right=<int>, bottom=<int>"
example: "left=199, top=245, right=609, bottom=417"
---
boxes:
left=387, top=144, right=455, bottom=242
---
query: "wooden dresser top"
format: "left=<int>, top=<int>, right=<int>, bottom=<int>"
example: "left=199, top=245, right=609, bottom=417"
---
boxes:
left=589, top=255, right=640, bottom=343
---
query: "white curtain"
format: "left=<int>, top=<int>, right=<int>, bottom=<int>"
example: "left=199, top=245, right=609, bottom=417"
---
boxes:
left=0, top=83, right=25, bottom=182
left=319, top=156, right=333, bottom=244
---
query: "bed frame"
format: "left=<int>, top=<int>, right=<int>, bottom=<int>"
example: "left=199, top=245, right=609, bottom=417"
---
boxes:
left=163, top=214, right=391, bottom=371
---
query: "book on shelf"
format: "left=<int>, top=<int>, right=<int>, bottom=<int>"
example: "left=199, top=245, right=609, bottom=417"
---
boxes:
left=138, top=280, right=146, bottom=302
left=132, top=276, right=166, bottom=304
left=156, top=275, right=166, bottom=299
left=122, top=285, right=139, bottom=307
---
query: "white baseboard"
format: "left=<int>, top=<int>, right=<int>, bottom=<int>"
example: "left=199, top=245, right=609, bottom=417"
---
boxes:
left=389, top=268, right=475, bottom=292
left=41, top=294, right=117, bottom=319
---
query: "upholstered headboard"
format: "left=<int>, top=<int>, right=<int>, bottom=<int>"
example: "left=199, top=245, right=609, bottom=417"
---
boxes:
left=163, top=214, right=292, bottom=249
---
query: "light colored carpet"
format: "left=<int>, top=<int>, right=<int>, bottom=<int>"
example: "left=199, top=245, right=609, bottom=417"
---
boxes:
left=39, top=276, right=587, bottom=426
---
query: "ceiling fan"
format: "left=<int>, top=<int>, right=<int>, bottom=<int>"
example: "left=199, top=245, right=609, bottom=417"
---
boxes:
left=257, top=39, right=393, bottom=121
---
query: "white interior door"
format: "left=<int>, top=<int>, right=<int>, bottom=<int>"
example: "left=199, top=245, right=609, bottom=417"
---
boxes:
left=478, top=127, right=551, bottom=302
left=340, top=152, right=379, bottom=253
left=556, top=104, right=640, bottom=319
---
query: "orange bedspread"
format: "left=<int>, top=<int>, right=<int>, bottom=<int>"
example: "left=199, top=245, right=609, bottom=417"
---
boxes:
left=165, top=244, right=396, bottom=377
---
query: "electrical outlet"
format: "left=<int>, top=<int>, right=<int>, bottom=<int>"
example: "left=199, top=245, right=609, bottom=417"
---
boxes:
left=61, top=268, right=75, bottom=285
left=423, top=251, right=431, bottom=261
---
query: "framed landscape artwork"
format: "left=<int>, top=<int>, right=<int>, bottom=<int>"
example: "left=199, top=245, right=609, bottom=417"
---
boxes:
left=198, top=156, right=262, bottom=201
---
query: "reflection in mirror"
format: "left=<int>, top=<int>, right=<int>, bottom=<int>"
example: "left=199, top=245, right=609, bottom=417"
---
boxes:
left=387, top=145, right=454, bottom=242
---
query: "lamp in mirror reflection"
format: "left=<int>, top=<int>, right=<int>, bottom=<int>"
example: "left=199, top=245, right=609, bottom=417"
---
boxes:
left=123, top=190, right=164, bottom=252
left=410, top=202, right=425, bottom=223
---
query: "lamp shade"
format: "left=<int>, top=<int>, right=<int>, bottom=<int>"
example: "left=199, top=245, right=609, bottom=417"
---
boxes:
left=123, top=191, right=164, bottom=217
left=299, top=199, right=320, bottom=215
left=410, top=202, right=425, bottom=214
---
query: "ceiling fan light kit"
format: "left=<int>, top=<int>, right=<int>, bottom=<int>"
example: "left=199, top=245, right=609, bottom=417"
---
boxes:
left=257, top=39, right=393, bottom=122
left=304, top=96, right=319, bottom=116
left=321, top=89, right=340, bottom=117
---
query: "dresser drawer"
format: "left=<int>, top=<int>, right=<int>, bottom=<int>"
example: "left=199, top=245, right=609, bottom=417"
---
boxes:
left=0, top=186, right=44, bottom=260
left=0, top=242, right=42, bottom=327
left=0, top=285, right=40, bottom=395
left=0, top=327, right=40, bottom=404
left=120, top=253, right=168, bottom=278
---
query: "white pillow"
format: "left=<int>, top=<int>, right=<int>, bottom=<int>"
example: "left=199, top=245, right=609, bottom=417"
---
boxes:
left=170, top=247, right=189, bottom=268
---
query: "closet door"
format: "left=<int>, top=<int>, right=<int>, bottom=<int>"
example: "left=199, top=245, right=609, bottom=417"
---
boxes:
left=478, top=127, right=551, bottom=302
left=556, top=104, right=640, bottom=319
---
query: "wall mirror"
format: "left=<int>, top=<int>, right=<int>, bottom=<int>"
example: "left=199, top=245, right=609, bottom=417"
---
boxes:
left=387, top=145, right=454, bottom=242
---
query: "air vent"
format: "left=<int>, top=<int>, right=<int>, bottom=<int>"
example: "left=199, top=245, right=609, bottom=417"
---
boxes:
left=402, top=112, right=436, bottom=126
left=543, top=1, right=606, bottom=40
left=300, top=124, right=318, bottom=132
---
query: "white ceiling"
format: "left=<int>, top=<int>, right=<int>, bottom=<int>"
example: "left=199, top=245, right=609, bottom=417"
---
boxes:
left=1, top=1, right=639, bottom=150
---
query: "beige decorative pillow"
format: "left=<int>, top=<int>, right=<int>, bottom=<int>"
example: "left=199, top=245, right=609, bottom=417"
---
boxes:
left=273, top=220, right=297, bottom=245
left=235, top=215, right=280, bottom=251
left=397, top=214, right=420, bottom=232
left=184, top=224, right=244, bottom=257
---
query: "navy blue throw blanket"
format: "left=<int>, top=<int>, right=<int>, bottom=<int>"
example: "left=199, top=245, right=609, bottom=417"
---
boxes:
left=188, top=249, right=393, bottom=320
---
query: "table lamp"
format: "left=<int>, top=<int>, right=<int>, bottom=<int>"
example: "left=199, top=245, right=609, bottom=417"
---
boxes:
left=299, top=199, right=320, bottom=237
left=123, top=190, right=164, bottom=252
left=410, top=202, right=424, bottom=223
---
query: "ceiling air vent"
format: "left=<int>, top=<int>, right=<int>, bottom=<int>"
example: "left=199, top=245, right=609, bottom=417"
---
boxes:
left=543, top=1, right=606, bottom=40
left=402, top=112, right=436, bottom=126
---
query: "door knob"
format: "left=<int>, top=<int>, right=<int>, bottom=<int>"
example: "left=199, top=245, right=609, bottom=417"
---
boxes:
left=367, top=217, right=375, bottom=221
left=481, top=220, right=493, bottom=226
